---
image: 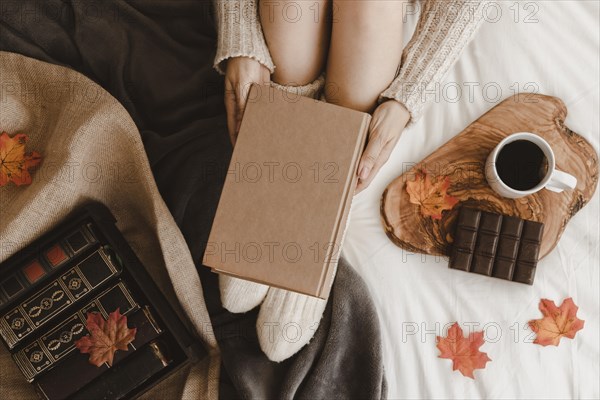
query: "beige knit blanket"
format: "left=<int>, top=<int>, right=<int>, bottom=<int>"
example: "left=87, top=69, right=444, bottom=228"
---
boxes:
left=0, top=52, right=219, bottom=399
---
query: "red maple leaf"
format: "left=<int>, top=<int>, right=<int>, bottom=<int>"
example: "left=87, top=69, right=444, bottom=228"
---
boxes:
left=528, top=297, right=584, bottom=346
left=436, top=322, right=491, bottom=379
left=406, top=170, right=459, bottom=220
left=0, top=132, right=42, bottom=187
left=75, top=309, right=137, bottom=367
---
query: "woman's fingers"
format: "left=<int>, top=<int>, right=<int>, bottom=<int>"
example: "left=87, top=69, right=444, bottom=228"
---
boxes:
left=234, top=82, right=250, bottom=138
left=356, top=119, right=390, bottom=193
left=225, top=79, right=254, bottom=145
left=224, top=58, right=272, bottom=146
left=356, top=139, right=395, bottom=193
left=358, top=107, right=390, bottom=183
left=356, top=100, right=409, bottom=193
left=224, top=78, right=238, bottom=144
left=225, top=79, right=252, bottom=144
left=358, top=130, right=385, bottom=182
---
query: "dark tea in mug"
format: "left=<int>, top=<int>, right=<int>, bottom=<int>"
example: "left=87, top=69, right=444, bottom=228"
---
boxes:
left=495, top=140, right=549, bottom=190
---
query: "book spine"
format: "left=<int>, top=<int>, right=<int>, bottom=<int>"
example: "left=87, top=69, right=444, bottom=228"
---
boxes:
left=318, top=113, right=371, bottom=298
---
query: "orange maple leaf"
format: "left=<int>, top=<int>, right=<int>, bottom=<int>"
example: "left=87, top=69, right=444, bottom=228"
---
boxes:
left=0, top=132, right=42, bottom=187
left=75, top=309, right=137, bottom=367
left=436, top=322, right=491, bottom=379
left=406, top=170, right=459, bottom=219
left=528, top=297, right=584, bottom=346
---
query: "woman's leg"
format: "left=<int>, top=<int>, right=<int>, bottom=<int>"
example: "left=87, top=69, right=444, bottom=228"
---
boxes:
left=260, top=0, right=330, bottom=86
left=325, top=0, right=406, bottom=112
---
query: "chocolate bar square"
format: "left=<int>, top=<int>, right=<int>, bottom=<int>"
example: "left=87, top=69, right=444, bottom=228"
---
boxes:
left=454, top=229, right=478, bottom=252
left=451, top=249, right=473, bottom=272
left=449, top=208, right=544, bottom=284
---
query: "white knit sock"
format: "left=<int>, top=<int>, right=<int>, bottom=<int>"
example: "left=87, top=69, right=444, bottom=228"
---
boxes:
left=256, top=288, right=327, bottom=362
left=219, top=276, right=269, bottom=313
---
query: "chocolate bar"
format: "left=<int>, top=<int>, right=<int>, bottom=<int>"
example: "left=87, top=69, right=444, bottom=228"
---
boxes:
left=68, top=340, right=172, bottom=400
left=449, top=208, right=544, bottom=284
left=33, top=306, right=162, bottom=399
left=0, top=247, right=121, bottom=349
left=12, top=281, right=138, bottom=381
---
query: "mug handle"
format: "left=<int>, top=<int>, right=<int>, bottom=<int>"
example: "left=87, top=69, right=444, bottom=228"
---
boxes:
left=546, top=169, right=578, bottom=193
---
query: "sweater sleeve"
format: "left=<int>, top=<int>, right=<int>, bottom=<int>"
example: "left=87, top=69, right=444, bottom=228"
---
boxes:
left=380, top=0, right=488, bottom=125
left=213, top=0, right=275, bottom=75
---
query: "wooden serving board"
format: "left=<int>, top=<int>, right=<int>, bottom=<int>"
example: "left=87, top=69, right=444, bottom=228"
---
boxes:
left=381, top=94, right=598, bottom=259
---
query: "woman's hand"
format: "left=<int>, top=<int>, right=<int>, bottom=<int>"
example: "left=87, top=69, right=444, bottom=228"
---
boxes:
left=224, top=57, right=271, bottom=145
left=356, top=99, right=410, bottom=193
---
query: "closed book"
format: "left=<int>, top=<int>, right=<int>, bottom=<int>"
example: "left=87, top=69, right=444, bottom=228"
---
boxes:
left=203, top=84, right=370, bottom=299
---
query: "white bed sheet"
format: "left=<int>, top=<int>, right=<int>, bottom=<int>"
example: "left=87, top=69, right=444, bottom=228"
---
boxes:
left=343, top=1, right=600, bottom=398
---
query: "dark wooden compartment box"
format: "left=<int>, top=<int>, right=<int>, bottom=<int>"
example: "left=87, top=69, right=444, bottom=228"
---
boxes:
left=0, top=202, right=205, bottom=399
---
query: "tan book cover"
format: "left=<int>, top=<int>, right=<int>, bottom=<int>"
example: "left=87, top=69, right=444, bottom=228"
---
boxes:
left=203, top=84, right=371, bottom=299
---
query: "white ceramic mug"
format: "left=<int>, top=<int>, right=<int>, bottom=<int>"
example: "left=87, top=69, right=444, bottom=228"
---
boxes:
left=485, top=132, right=577, bottom=199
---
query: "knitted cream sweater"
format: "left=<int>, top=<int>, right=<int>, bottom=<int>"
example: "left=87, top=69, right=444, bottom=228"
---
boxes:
left=213, top=0, right=488, bottom=124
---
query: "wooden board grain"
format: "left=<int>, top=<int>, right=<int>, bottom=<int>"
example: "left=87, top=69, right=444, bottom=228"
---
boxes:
left=381, top=94, right=598, bottom=259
